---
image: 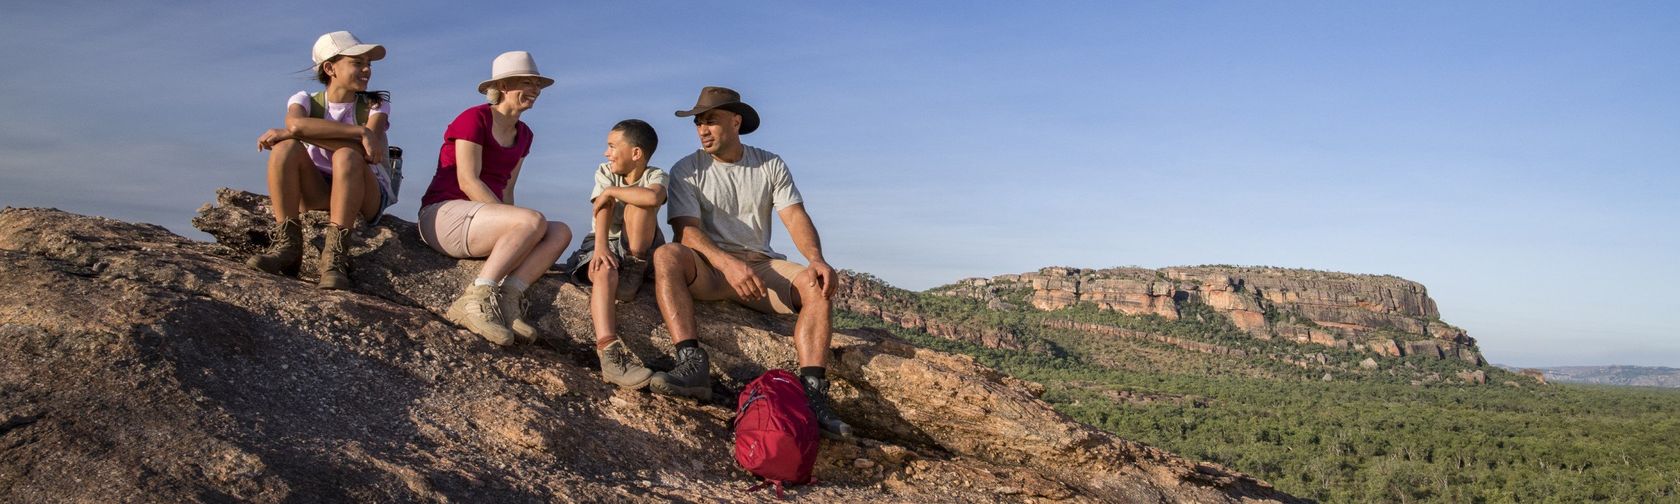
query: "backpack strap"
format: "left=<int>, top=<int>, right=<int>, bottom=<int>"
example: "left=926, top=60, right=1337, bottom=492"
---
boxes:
left=309, top=91, right=372, bottom=126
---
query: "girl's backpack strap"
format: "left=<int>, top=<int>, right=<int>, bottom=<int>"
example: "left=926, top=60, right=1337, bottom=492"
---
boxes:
left=308, top=91, right=372, bottom=126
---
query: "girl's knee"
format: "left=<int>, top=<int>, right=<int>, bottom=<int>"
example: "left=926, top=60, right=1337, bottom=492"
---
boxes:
left=331, top=148, right=368, bottom=171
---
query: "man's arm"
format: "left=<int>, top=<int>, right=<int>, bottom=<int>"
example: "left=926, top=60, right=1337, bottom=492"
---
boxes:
left=671, top=216, right=766, bottom=300
left=779, top=203, right=836, bottom=299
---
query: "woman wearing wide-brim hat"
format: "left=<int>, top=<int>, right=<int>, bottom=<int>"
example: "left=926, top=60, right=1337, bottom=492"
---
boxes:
left=251, top=30, right=398, bottom=291
left=417, top=51, right=571, bottom=346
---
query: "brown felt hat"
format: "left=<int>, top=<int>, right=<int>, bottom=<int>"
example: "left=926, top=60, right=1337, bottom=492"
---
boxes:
left=674, top=86, right=760, bottom=135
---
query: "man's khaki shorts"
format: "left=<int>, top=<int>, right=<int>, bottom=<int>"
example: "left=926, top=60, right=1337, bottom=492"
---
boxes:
left=689, top=250, right=808, bottom=315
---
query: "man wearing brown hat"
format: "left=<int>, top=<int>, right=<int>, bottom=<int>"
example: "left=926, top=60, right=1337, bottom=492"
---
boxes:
left=647, top=86, right=852, bottom=438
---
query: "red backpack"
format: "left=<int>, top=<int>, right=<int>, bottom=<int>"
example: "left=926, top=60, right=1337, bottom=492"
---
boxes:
left=734, top=369, right=819, bottom=498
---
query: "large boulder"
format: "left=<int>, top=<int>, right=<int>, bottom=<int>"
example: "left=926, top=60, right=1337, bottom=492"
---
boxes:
left=0, top=191, right=1300, bottom=503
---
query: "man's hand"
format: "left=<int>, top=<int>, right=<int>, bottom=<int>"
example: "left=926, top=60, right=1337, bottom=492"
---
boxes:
left=806, top=259, right=837, bottom=299
left=257, top=128, right=291, bottom=151
left=589, top=247, right=618, bottom=277
left=361, top=127, right=387, bottom=165
left=720, top=257, right=766, bottom=301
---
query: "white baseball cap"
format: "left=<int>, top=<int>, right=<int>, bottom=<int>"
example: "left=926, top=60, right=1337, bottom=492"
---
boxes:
left=312, top=31, right=386, bottom=65
left=477, top=51, right=556, bottom=94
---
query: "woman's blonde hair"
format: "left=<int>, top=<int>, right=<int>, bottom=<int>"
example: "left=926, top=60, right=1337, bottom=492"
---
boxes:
left=485, top=87, right=502, bottom=105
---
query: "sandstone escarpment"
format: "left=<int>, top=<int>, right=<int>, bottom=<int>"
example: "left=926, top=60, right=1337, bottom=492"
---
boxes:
left=0, top=191, right=1299, bottom=503
left=942, top=266, right=1483, bottom=365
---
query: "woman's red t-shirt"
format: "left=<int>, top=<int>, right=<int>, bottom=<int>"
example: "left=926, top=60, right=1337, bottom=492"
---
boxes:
left=420, top=104, right=533, bottom=207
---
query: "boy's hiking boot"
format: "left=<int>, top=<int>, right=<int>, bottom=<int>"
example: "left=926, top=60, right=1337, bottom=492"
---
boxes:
left=247, top=218, right=303, bottom=277
left=597, top=340, right=652, bottom=389
left=802, top=374, right=855, bottom=439
left=650, top=346, right=711, bottom=401
left=447, top=284, right=517, bottom=346
left=317, top=224, right=353, bottom=290
left=499, top=285, right=538, bottom=344
left=615, top=255, right=649, bottom=302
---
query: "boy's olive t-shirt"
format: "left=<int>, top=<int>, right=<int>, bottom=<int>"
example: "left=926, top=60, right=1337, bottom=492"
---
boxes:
left=589, top=163, right=668, bottom=241
left=666, top=145, right=803, bottom=260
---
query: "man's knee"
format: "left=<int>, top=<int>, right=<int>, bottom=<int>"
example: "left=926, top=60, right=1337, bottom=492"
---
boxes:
left=652, top=243, right=694, bottom=279
left=793, top=269, right=829, bottom=309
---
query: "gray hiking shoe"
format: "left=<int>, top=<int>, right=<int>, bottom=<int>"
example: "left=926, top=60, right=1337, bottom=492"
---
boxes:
left=597, top=340, right=653, bottom=389
left=615, top=255, right=649, bottom=302
left=499, top=285, right=538, bottom=344
left=246, top=218, right=303, bottom=277
left=317, top=224, right=353, bottom=290
left=649, top=346, right=711, bottom=401
left=447, top=284, right=517, bottom=346
left=802, top=374, right=855, bottom=439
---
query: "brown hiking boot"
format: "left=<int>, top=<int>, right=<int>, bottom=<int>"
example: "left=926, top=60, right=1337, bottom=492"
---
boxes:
left=447, top=284, right=516, bottom=346
left=246, top=218, right=303, bottom=277
left=615, top=255, right=649, bottom=302
left=317, top=224, right=353, bottom=290
left=649, top=346, right=711, bottom=401
left=597, top=340, right=652, bottom=389
left=499, top=285, right=538, bottom=344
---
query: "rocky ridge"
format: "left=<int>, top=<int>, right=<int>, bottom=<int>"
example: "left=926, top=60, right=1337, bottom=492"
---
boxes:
left=0, top=190, right=1299, bottom=503
left=934, top=266, right=1483, bottom=365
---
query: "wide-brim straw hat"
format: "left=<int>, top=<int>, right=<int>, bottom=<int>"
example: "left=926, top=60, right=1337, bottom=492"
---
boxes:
left=674, top=86, right=760, bottom=135
left=312, top=31, right=385, bottom=65
left=477, top=51, right=556, bottom=94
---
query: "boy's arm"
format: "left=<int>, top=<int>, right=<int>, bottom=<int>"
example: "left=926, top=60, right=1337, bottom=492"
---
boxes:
left=779, top=203, right=835, bottom=299
left=596, top=184, right=665, bottom=208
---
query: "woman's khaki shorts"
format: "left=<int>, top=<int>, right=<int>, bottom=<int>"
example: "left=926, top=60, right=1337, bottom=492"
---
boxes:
left=418, top=200, right=487, bottom=258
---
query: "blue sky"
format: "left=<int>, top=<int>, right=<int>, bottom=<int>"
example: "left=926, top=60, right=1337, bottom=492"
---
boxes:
left=1, top=2, right=1675, bottom=367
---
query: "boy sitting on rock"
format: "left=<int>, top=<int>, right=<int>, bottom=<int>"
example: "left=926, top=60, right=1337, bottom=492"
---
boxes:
left=564, top=119, right=666, bottom=389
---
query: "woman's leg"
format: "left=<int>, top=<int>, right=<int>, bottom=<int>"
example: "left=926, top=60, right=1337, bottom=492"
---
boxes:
left=462, top=204, right=549, bottom=282
left=508, top=221, right=572, bottom=286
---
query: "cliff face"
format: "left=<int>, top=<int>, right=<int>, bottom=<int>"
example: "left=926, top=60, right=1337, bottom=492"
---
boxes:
left=0, top=191, right=1299, bottom=503
left=937, top=266, right=1483, bottom=365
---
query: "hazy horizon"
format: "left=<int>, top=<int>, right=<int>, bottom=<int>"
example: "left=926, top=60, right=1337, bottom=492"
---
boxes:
left=2, top=1, right=1674, bottom=368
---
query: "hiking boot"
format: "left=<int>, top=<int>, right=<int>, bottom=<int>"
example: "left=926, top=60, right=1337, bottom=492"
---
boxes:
left=649, top=346, right=711, bottom=401
left=615, top=255, right=649, bottom=303
left=246, top=218, right=303, bottom=277
left=802, top=374, right=854, bottom=439
left=597, top=340, right=653, bottom=389
left=499, top=285, right=538, bottom=344
left=447, top=284, right=517, bottom=346
left=317, top=224, right=353, bottom=290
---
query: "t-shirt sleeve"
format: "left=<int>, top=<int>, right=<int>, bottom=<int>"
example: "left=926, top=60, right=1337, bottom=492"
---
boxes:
left=443, top=107, right=487, bottom=146
left=770, top=157, right=803, bottom=211
left=590, top=164, right=613, bottom=201
left=643, top=167, right=669, bottom=188
left=286, top=91, right=311, bottom=114
left=666, top=163, right=700, bottom=221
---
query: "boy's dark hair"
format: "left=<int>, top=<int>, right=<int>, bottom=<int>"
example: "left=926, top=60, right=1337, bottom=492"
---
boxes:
left=612, top=119, right=658, bottom=158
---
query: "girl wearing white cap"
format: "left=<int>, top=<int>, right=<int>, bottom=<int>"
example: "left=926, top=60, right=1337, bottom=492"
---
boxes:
left=251, top=30, right=397, bottom=290
left=417, top=51, right=572, bottom=346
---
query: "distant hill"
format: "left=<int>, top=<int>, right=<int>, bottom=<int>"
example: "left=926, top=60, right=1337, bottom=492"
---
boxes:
left=1509, top=365, right=1680, bottom=388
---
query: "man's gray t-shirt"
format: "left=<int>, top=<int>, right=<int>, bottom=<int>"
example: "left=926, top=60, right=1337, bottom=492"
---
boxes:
left=588, top=163, right=667, bottom=241
left=666, top=145, right=803, bottom=259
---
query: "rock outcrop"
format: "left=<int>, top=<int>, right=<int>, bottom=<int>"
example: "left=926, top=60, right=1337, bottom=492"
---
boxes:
left=0, top=191, right=1300, bottom=503
left=938, top=266, right=1484, bottom=366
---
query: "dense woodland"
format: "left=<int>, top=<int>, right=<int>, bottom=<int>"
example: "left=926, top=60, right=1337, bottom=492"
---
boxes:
left=836, top=285, right=1680, bottom=503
